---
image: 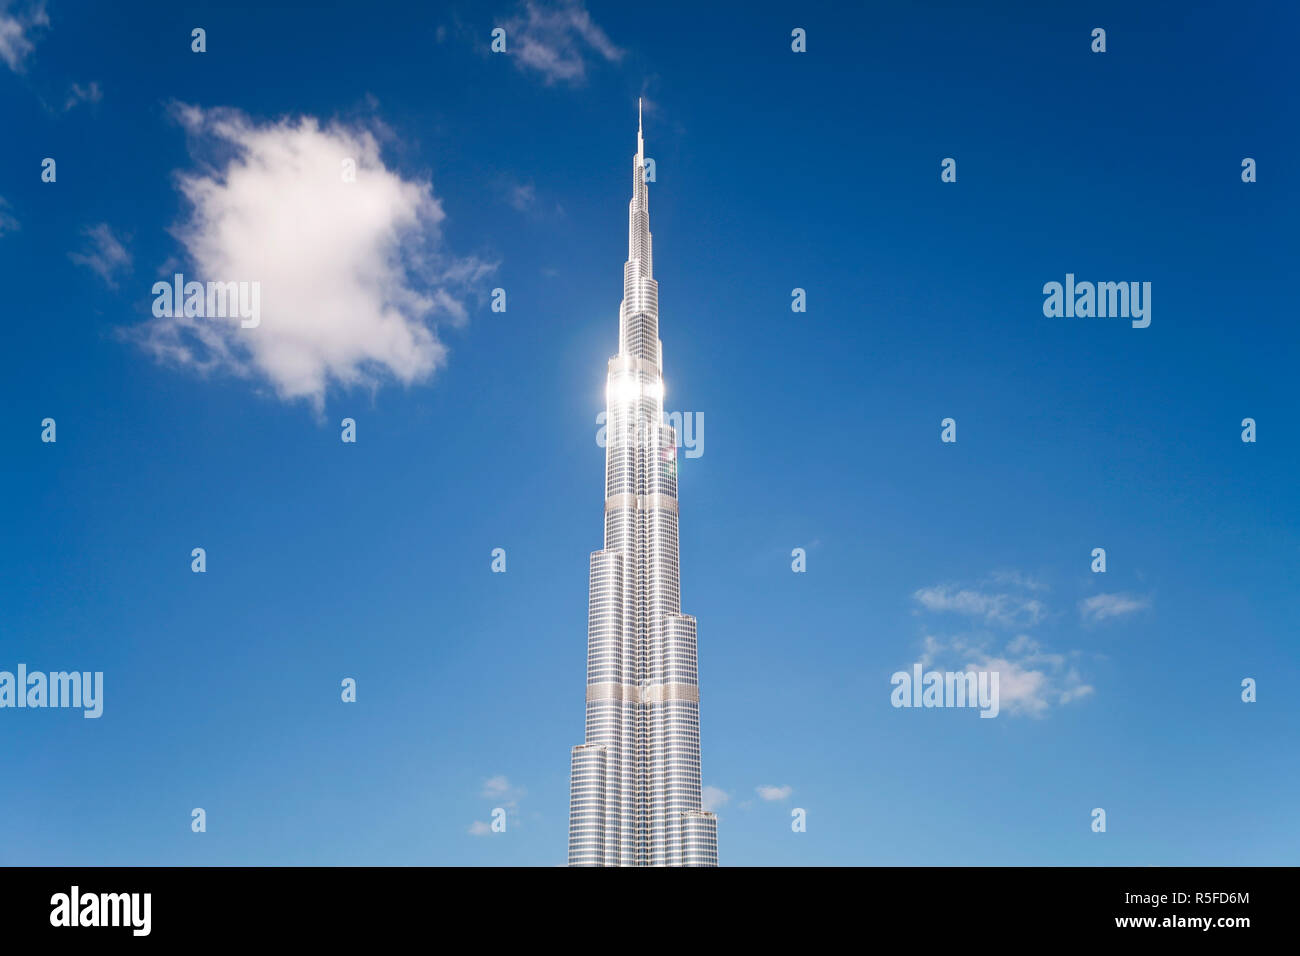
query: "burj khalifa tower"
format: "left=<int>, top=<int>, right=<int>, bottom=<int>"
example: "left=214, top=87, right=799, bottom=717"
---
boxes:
left=567, top=104, right=719, bottom=867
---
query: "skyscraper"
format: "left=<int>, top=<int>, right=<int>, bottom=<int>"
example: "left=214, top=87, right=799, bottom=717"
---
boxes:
left=567, top=104, right=719, bottom=867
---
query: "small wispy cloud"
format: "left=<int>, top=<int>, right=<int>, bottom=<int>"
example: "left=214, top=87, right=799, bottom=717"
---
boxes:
left=0, top=196, right=18, bottom=236
left=0, top=0, right=49, bottom=72
left=481, top=774, right=524, bottom=809
left=988, top=569, right=1047, bottom=592
left=913, top=584, right=1045, bottom=628
left=756, top=785, right=792, bottom=802
left=64, top=81, right=103, bottom=110
left=505, top=181, right=536, bottom=211
left=1079, top=592, right=1150, bottom=623
left=499, top=178, right=565, bottom=219
left=469, top=775, right=525, bottom=836
left=69, top=223, right=132, bottom=286
left=701, top=785, right=729, bottom=812
left=499, top=0, right=623, bottom=86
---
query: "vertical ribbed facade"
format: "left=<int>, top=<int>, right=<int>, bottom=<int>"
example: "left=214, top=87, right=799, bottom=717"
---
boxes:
left=567, top=105, right=718, bottom=867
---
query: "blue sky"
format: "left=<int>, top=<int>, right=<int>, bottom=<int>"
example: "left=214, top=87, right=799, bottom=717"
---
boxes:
left=1, top=0, right=1297, bottom=865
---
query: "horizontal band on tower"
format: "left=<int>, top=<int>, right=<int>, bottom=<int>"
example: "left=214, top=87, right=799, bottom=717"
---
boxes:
left=607, top=353, right=660, bottom=376
left=586, top=682, right=699, bottom=703
left=605, top=493, right=678, bottom=514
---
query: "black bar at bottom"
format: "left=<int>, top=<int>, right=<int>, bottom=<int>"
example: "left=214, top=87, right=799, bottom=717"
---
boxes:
left=0, top=866, right=1284, bottom=942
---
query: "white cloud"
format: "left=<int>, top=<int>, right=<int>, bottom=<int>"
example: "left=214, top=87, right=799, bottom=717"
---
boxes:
left=913, top=584, right=1045, bottom=628
left=1059, top=683, right=1096, bottom=705
left=470, top=775, right=524, bottom=834
left=481, top=774, right=524, bottom=808
left=701, top=785, right=729, bottom=812
left=501, top=0, right=623, bottom=86
left=976, top=655, right=1052, bottom=716
left=918, top=633, right=1093, bottom=718
left=69, top=223, right=131, bottom=286
left=1079, top=592, right=1150, bottom=623
left=909, top=573, right=1096, bottom=716
left=134, top=104, right=495, bottom=411
left=917, top=634, right=943, bottom=667
left=0, top=0, right=48, bottom=72
left=756, top=785, right=792, bottom=802
left=64, top=80, right=103, bottom=110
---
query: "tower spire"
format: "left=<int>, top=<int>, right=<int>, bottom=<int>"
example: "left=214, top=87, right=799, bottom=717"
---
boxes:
left=637, top=97, right=644, bottom=164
